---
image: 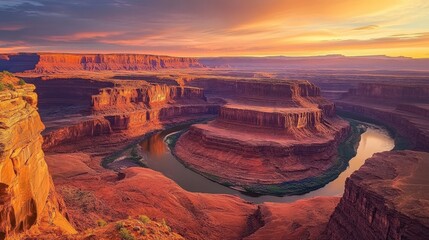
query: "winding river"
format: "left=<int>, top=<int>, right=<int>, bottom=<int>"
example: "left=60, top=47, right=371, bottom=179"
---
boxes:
left=138, top=120, right=394, bottom=203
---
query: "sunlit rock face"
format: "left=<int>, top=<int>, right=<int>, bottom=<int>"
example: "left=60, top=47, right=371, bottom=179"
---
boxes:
left=0, top=53, right=203, bottom=73
left=91, top=84, right=218, bottom=131
left=91, top=85, right=206, bottom=111
left=0, top=76, right=75, bottom=239
left=322, top=150, right=429, bottom=240
left=174, top=80, right=350, bottom=194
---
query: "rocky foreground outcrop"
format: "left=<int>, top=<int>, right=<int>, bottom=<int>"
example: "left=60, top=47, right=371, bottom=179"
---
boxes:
left=322, top=150, right=429, bottom=240
left=175, top=80, right=350, bottom=194
left=336, top=83, right=429, bottom=151
left=0, top=53, right=203, bottom=73
left=0, top=73, right=75, bottom=239
left=44, top=151, right=340, bottom=240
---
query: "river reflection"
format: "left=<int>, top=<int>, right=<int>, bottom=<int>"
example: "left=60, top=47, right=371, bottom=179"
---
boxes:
left=138, top=122, right=394, bottom=203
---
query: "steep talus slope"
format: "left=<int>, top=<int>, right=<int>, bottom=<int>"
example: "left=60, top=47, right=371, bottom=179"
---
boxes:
left=0, top=74, right=75, bottom=239
left=322, top=150, right=429, bottom=240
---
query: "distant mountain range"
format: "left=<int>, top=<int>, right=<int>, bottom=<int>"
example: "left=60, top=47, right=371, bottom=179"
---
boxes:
left=200, top=55, right=429, bottom=71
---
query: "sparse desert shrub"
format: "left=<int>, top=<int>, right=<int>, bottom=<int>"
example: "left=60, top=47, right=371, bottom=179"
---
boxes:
left=161, top=218, right=167, bottom=226
left=138, top=215, right=151, bottom=224
left=18, top=78, right=26, bottom=85
left=119, top=228, right=135, bottom=240
left=140, top=229, right=147, bottom=236
left=97, top=219, right=107, bottom=227
left=2, top=70, right=13, bottom=77
left=116, top=221, right=125, bottom=230
left=161, top=218, right=171, bottom=232
left=6, top=83, right=14, bottom=91
left=0, top=82, right=4, bottom=91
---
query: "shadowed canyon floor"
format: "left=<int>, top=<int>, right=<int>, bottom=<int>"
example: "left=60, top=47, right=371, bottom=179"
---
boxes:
left=1, top=55, right=429, bottom=239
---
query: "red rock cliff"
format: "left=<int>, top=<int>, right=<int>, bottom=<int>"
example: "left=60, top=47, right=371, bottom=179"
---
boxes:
left=92, top=84, right=206, bottom=111
left=0, top=75, right=75, bottom=238
left=322, top=150, right=429, bottom=240
left=0, top=53, right=203, bottom=73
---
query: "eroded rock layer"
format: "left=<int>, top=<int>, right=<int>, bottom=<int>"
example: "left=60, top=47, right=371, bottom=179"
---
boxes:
left=43, top=83, right=218, bottom=150
left=0, top=76, right=75, bottom=238
left=322, top=150, right=429, bottom=240
left=336, top=83, right=429, bottom=151
left=91, top=84, right=218, bottom=132
left=92, top=85, right=206, bottom=111
left=175, top=80, right=350, bottom=193
left=348, top=83, right=429, bottom=102
left=0, top=53, right=203, bottom=73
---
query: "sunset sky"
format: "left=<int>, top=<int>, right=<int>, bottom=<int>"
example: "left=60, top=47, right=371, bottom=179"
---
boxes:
left=0, top=0, right=428, bottom=57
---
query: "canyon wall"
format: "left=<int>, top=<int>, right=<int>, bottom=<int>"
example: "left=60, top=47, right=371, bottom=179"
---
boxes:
left=0, top=53, right=203, bottom=73
left=337, top=83, right=429, bottom=151
left=42, top=83, right=218, bottom=150
left=92, top=85, right=206, bottom=111
left=43, top=117, right=112, bottom=150
left=92, top=84, right=218, bottom=131
left=0, top=78, right=75, bottom=238
left=219, top=107, right=323, bottom=129
left=322, top=150, right=429, bottom=240
left=349, top=83, right=429, bottom=102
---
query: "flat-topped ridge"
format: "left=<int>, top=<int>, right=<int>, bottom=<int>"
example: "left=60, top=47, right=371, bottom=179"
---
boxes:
left=0, top=53, right=204, bottom=73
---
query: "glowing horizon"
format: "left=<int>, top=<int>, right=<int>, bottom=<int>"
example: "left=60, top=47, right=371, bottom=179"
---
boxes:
left=1, top=0, right=428, bottom=58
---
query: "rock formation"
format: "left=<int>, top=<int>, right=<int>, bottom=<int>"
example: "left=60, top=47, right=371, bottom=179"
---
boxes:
left=336, top=83, right=429, bottom=151
left=175, top=79, right=350, bottom=194
left=91, top=83, right=218, bottom=133
left=322, top=150, right=429, bottom=240
left=92, top=84, right=206, bottom=111
left=42, top=82, right=219, bottom=150
left=348, top=83, right=429, bottom=102
left=0, top=73, right=75, bottom=239
left=0, top=53, right=203, bottom=73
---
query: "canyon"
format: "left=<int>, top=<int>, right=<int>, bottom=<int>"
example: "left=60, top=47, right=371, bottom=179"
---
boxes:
left=175, top=79, right=350, bottom=194
left=0, top=54, right=428, bottom=240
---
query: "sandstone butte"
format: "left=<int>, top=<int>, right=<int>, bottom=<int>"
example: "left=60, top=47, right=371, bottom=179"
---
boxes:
left=0, top=53, right=203, bottom=73
left=0, top=73, right=76, bottom=239
left=174, top=79, right=350, bottom=194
